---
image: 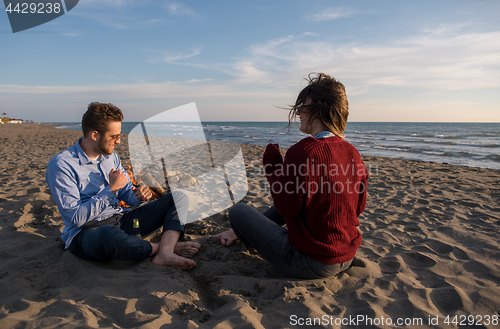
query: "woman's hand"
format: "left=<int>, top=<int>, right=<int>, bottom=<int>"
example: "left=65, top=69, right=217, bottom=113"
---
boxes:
left=212, top=230, right=239, bottom=247
left=263, top=143, right=283, bottom=175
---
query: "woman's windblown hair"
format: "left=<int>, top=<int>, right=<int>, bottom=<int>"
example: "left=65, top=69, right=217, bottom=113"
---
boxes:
left=286, top=73, right=349, bottom=139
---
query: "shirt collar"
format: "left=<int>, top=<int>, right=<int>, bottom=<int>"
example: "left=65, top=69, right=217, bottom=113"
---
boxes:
left=75, top=137, right=109, bottom=165
left=314, top=131, right=336, bottom=139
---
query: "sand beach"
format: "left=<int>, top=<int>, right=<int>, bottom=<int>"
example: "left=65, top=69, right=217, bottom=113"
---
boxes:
left=0, top=123, right=499, bottom=328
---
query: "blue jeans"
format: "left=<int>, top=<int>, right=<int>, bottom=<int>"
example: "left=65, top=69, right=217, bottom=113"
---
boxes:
left=69, top=192, right=186, bottom=262
left=229, top=203, right=353, bottom=279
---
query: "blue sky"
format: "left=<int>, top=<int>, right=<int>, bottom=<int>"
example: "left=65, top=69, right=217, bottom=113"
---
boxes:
left=1, top=0, right=499, bottom=122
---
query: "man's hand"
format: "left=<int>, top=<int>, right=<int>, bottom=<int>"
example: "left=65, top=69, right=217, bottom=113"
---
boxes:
left=108, top=169, right=128, bottom=193
left=133, top=184, right=153, bottom=202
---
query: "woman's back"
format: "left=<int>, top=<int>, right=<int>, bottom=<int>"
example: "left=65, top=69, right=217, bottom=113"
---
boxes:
left=268, top=136, right=368, bottom=264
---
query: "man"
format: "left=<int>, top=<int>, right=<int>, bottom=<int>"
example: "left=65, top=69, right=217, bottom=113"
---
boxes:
left=46, top=102, right=200, bottom=270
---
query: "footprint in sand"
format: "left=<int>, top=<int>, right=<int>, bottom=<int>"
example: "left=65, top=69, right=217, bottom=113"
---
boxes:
left=374, top=276, right=395, bottom=289
left=458, top=200, right=481, bottom=208
left=4, top=299, right=30, bottom=313
left=402, top=252, right=436, bottom=268
left=424, top=239, right=454, bottom=255
left=452, top=247, right=469, bottom=260
left=430, top=286, right=464, bottom=314
left=416, top=199, right=430, bottom=205
left=411, top=268, right=449, bottom=289
left=411, top=245, right=435, bottom=254
left=379, top=257, right=403, bottom=274
left=463, top=260, right=500, bottom=284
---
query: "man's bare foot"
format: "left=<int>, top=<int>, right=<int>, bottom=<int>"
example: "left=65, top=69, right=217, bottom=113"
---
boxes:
left=152, top=251, right=196, bottom=270
left=174, top=241, right=201, bottom=258
left=212, top=230, right=239, bottom=247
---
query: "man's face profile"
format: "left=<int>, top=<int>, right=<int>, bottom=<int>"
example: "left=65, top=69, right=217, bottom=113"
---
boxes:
left=97, top=121, right=122, bottom=155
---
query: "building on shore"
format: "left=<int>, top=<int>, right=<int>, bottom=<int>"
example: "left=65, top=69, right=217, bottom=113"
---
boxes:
left=1, top=113, right=32, bottom=124
left=0, top=116, right=33, bottom=124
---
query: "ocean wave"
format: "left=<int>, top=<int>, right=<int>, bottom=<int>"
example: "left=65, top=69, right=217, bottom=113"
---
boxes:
left=434, top=134, right=462, bottom=139
left=451, top=142, right=500, bottom=148
left=349, top=136, right=385, bottom=141
left=354, top=136, right=497, bottom=149
left=423, top=151, right=445, bottom=155
left=386, top=146, right=412, bottom=151
left=484, top=154, right=500, bottom=162
left=411, top=133, right=435, bottom=138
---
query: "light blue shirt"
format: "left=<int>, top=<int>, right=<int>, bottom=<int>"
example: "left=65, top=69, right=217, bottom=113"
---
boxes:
left=46, top=138, right=141, bottom=248
left=314, top=131, right=336, bottom=139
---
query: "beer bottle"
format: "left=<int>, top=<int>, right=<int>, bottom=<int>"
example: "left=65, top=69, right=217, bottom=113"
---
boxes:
left=132, top=218, right=142, bottom=239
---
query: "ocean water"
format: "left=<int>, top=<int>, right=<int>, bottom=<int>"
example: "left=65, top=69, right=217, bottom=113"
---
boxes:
left=49, top=122, right=500, bottom=170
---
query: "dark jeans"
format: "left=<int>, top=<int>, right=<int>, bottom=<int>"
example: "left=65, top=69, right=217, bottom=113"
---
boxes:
left=69, top=192, right=186, bottom=262
left=229, top=204, right=353, bottom=279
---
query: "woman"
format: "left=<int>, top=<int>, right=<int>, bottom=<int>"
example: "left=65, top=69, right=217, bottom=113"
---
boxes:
left=214, top=73, right=368, bottom=279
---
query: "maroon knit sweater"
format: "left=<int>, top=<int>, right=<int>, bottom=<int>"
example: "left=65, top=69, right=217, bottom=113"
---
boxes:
left=263, top=136, right=368, bottom=264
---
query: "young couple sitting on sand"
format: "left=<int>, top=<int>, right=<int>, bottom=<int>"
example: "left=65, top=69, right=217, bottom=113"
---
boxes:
left=46, top=73, right=368, bottom=279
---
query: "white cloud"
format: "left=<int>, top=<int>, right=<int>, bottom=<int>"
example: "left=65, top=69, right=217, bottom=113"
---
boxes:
left=305, top=7, right=358, bottom=21
left=0, top=80, right=283, bottom=100
left=70, top=10, right=166, bottom=29
left=225, top=26, right=500, bottom=91
left=185, top=78, right=214, bottom=83
left=77, top=0, right=147, bottom=8
left=136, top=24, right=500, bottom=95
left=164, top=1, right=197, bottom=16
left=60, top=31, right=83, bottom=37
left=71, top=1, right=196, bottom=29
left=163, top=48, right=202, bottom=63
left=231, top=60, right=267, bottom=79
